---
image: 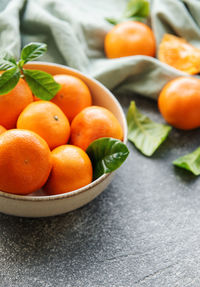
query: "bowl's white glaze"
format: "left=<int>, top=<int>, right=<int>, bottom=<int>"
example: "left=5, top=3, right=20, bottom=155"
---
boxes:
left=0, top=62, right=128, bottom=217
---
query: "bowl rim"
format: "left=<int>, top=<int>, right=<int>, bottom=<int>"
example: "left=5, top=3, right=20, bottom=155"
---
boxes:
left=0, top=61, right=128, bottom=202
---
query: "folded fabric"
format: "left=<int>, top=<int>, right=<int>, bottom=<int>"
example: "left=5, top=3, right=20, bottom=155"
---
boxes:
left=0, top=0, right=199, bottom=100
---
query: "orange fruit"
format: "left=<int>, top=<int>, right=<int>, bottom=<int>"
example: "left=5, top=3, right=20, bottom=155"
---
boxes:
left=104, top=21, right=156, bottom=58
left=0, top=125, right=6, bottom=135
left=44, top=145, right=93, bottom=195
left=70, top=106, right=123, bottom=150
left=0, top=78, right=33, bottom=129
left=0, top=129, right=52, bottom=195
left=158, top=77, right=200, bottom=130
left=158, top=34, right=200, bottom=75
left=51, top=74, right=92, bottom=122
left=17, top=101, right=70, bottom=150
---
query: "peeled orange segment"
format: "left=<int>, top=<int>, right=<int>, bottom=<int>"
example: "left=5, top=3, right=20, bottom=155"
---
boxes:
left=158, top=34, right=200, bottom=75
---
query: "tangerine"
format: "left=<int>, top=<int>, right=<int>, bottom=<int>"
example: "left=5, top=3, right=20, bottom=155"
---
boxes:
left=104, top=21, right=156, bottom=58
left=51, top=74, right=92, bottom=122
left=0, top=78, right=33, bottom=129
left=44, top=145, right=93, bottom=195
left=0, top=129, right=52, bottom=195
left=70, top=106, right=123, bottom=150
left=17, top=101, right=70, bottom=150
left=158, top=77, right=200, bottom=130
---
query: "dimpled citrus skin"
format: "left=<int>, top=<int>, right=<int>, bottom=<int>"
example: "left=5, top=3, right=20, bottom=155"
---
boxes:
left=44, top=145, right=93, bottom=195
left=158, top=77, right=200, bottom=130
left=51, top=74, right=92, bottom=122
left=0, top=129, right=52, bottom=195
left=70, top=106, right=123, bottom=150
left=104, top=21, right=156, bottom=59
left=0, top=78, right=33, bottom=129
left=17, top=101, right=70, bottom=150
left=0, top=125, right=6, bottom=135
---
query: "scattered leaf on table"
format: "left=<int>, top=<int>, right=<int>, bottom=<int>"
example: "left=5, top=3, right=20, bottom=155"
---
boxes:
left=0, top=67, right=20, bottom=95
left=23, top=69, right=61, bottom=101
left=86, top=137, right=129, bottom=180
left=158, top=34, right=200, bottom=75
left=127, top=101, right=171, bottom=156
left=173, top=147, right=200, bottom=175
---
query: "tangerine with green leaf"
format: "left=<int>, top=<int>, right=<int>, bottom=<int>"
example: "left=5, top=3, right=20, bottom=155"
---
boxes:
left=0, top=42, right=60, bottom=104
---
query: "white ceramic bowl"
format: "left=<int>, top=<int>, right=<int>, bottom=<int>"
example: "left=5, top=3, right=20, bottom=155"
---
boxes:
left=0, top=62, right=127, bottom=217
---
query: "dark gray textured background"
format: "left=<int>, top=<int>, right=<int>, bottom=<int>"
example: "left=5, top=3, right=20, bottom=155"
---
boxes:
left=1, top=92, right=200, bottom=287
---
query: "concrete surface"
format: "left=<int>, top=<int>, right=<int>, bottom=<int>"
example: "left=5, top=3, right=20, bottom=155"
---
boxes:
left=1, top=92, right=200, bottom=287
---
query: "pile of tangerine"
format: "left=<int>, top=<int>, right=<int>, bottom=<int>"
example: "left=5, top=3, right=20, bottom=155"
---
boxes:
left=0, top=74, right=123, bottom=196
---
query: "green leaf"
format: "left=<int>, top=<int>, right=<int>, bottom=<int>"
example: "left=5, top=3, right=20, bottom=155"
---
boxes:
left=125, top=16, right=146, bottom=22
left=0, top=53, right=17, bottom=71
left=173, top=147, right=200, bottom=175
left=127, top=101, right=171, bottom=157
left=23, top=69, right=61, bottom=100
left=20, top=42, right=47, bottom=64
left=86, top=137, right=129, bottom=180
left=105, top=17, right=119, bottom=25
left=0, top=67, right=20, bottom=95
left=123, top=0, right=149, bottom=19
left=3, top=53, right=17, bottom=65
left=0, top=60, right=17, bottom=71
left=105, top=0, right=149, bottom=25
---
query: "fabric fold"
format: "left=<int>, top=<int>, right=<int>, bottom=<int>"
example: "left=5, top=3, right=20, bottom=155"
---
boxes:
left=0, top=0, right=199, bottom=99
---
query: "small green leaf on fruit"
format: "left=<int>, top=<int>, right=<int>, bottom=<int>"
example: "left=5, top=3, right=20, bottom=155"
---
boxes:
left=23, top=69, right=61, bottom=100
left=0, top=67, right=20, bottom=95
left=173, top=147, right=200, bottom=175
left=86, top=137, right=129, bottom=180
left=21, top=42, right=47, bottom=64
left=127, top=101, right=171, bottom=157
